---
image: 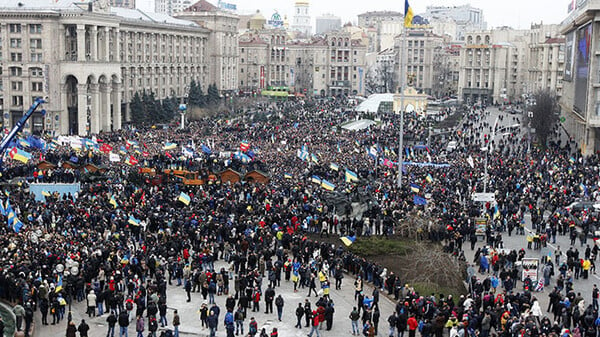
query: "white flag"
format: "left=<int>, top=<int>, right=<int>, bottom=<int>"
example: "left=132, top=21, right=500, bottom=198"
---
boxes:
left=109, top=152, right=120, bottom=162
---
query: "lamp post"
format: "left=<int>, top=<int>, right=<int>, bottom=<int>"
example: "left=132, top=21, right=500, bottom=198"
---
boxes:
left=179, top=85, right=190, bottom=130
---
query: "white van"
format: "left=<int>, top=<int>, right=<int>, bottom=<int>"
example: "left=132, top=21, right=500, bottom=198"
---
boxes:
left=446, top=141, right=458, bottom=152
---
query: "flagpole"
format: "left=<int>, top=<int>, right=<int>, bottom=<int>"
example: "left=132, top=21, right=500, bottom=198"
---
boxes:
left=397, top=19, right=407, bottom=188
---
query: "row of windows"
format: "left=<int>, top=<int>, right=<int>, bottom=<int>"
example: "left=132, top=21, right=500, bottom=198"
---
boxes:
left=8, top=52, right=43, bottom=62
left=10, top=81, right=43, bottom=91
left=8, top=38, right=42, bottom=49
left=9, top=66, right=43, bottom=77
left=7, top=24, right=42, bottom=34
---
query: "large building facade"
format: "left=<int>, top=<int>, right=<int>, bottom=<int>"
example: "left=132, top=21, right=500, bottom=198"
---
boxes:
left=527, top=23, right=564, bottom=97
left=559, top=1, right=600, bottom=154
left=0, top=0, right=238, bottom=135
left=458, top=28, right=529, bottom=105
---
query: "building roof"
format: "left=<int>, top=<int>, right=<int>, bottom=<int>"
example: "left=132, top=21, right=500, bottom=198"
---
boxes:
left=113, top=7, right=198, bottom=26
left=184, top=0, right=217, bottom=12
left=355, top=94, right=395, bottom=113
left=239, top=37, right=268, bottom=45
left=545, top=37, right=565, bottom=44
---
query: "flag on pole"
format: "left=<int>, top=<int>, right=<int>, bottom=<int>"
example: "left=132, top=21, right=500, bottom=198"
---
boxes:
left=467, top=155, right=475, bottom=168
left=311, top=175, right=322, bottom=184
left=413, top=195, right=427, bottom=205
left=404, top=0, right=414, bottom=27
left=425, top=174, right=433, bottom=183
left=178, top=192, right=191, bottom=206
left=240, top=140, right=250, bottom=152
left=345, top=169, right=359, bottom=182
left=128, top=215, right=141, bottom=226
left=321, top=179, right=336, bottom=191
left=12, top=219, right=23, bottom=233
left=55, top=275, right=63, bottom=293
left=310, top=153, right=319, bottom=164
left=340, top=235, right=356, bottom=246
left=284, top=172, right=293, bottom=179
left=8, top=147, right=32, bottom=163
left=410, top=183, right=421, bottom=193
left=163, top=142, right=177, bottom=151
left=109, top=195, right=118, bottom=209
left=329, top=162, right=339, bottom=171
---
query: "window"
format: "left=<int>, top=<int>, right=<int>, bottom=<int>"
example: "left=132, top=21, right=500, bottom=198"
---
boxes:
left=29, top=24, right=42, bottom=34
left=10, top=38, right=21, bottom=48
left=30, top=53, right=42, bottom=62
left=30, top=39, right=42, bottom=49
left=11, top=95, right=23, bottom=106
left=11, top=81, right=23, bottom=91
left=9, top=67, right=22, bottom=76
left=30, top=67, right=43, bottom=76
left=10, top=52, right=22, bottom=62
left=9, top=24, right=21, bottom=33
left=31, top=82, right=43, bottom=92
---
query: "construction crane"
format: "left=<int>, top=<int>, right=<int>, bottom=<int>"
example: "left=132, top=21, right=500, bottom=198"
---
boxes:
left=0, top=97, right=47, bottom=168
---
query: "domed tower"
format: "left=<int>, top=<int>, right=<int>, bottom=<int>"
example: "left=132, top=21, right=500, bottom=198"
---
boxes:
left=291, top=0, right=311, bottom=36
left=249, top=10, right=266, bottom=30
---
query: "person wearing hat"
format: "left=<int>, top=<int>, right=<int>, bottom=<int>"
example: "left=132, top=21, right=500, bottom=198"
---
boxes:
left=66, top=321, right=77, bottom=337
left=87, top=290, right=97, bottom=317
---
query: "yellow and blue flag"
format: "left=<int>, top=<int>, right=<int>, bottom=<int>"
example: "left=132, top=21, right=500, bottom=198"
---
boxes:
left=425, top=174, right=433, bottom=183
left=8, top=147, right=32, bottom=163
left=128, top=215, right=141, bottom=226
left=321, top=180, right=335, bottom=191
left=109, top=195, right=118, bottom=209
left=410, top=183, right=420, bottom=193
left=178, top=192, right=191, bottom=206
left=345, top=169, right=359, bottom=182
left=284, top=172, right=293, bottom=179
left=329, top=163, right=339, bottom=171
left=404, top=0, right=414, bottom=27
left=340, top=235, right=356, bottom=246
left=163, top=142, right=177, bottom=151
left=55, top=275, right=63, bottom=293
left=311, top=175, right=321, bottom=184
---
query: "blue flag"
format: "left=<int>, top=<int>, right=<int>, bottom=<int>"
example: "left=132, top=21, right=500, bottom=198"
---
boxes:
left=413, top=195, right=427, bottom=205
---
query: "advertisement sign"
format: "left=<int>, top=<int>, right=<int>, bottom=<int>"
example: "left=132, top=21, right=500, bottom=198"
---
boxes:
left=564, top=31, right=574, bottom=81
left=574, top=22, right=592, bottom=113
left=268, top=12, right=284, bottom=28
left=521, top=258, right=539, bottom=282
left=217, top=0, right=236, bottom=10
left=290, top=67, right=295, bottom=86
left=474, top=217, right=487, bottom=235
left=260, top=66, right=265, bottom=89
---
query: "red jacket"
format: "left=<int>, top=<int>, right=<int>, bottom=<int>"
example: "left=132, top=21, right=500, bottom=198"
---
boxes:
left=407, top=317, right=418, bottom=331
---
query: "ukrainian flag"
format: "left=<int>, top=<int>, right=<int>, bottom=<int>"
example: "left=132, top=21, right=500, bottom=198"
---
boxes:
left=8, top=147, right=32, bottom=163
left=425, top=174, right=433, bottom=183
left=311, top=175, right=321, bottom=184
left=494, top=205, right=501, bottom=220
left=321, top=179, right=335, bottom=191
left=345, top=169, right=359, bottom=182
left=329, top=162, right=339, bottom=171
left=109, top=195, right=118, bottom=209
left=163, top=142, right=177, bottom=151
left=128, top=215, right=141, bottom=226
left=55, top=275, right=63, bottom=293
left=12, top=219, right=23, bottom=233
left=42, top=191, right=51, bottom=197
left=284, top=172, right=293, bottom=179
left=311, top=153, right=319, bottom=163
left=404, top=0, right=414, bottom=28
left=178, top=192, right=191, bottom=206
left=410, top=183, right=420, bottom=193
left=340, top=235, right=356, bottom=246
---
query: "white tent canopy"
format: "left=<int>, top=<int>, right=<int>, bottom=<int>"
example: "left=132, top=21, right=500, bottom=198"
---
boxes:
left=355, top=93, right=394, bottom=113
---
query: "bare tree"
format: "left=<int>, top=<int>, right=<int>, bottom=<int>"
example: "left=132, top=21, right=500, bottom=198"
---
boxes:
left=528, top=89, right=559, bottom=149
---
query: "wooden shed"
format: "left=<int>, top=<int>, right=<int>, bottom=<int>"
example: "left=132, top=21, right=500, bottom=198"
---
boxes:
left=61, top=161, right=79, bottom=170
left=244, top=170, right=270, bottom=184
left=37, top=161, right=57, bottom=170
left=220, top=168, right=241, bottom=184
left=81, top=163, right=107, bottom=174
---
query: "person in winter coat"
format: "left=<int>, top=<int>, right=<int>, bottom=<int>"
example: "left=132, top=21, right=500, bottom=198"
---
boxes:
left=275, top=295, right=284, bottom=321
left=106, top=311, right=117, bottom=337
left=118, top=311, right=129, bottom=337
left=148, top=315, right=158, bottom=337
left=66, top=321, right=77, bottom=337
left=407, top=314, right=419, bottom=337
left=78, top=319, right=90, bottom=337
left=173, top=310, right=181, bottom=337
left=136, top=316, right=145, bottom=337
left=87, top=290, right=97, bottom=317
left=207, top=310, right=218, bottom=337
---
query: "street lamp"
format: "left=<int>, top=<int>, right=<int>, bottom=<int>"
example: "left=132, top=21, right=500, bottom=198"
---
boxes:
left=179, top=85, right=190, bottom=130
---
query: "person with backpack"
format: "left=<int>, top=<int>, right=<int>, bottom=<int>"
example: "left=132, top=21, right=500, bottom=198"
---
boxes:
left=234, top=305, right=245, bottom=335
left=24, top=303, right=34, bottom=337
left=275, top=294, right=284, bottom=321
left=248, top=317, right=258, bottom=337
left=207, top=310, right=218, bottom=337
left=106, top=311, right=117, bottom=337
left=350, top=306, right=361, bottom=335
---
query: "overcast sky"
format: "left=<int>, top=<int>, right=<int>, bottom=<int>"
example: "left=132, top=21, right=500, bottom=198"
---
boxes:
left=139, top=0, right=569, bottom=29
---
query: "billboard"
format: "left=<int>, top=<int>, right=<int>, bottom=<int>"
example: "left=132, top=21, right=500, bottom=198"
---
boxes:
left=564, top=31, right=575, bottom=81
left=574, top=22, right=592, bottom=113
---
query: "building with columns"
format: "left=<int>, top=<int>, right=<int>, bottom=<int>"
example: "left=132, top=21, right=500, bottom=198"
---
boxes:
left=0, top=0, right=242, bottom=135
left=291, top=1, right=311, bottom=37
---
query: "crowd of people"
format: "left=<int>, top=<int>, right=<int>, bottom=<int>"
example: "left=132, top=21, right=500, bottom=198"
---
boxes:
left=0, top=96, right=597, bottom=337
